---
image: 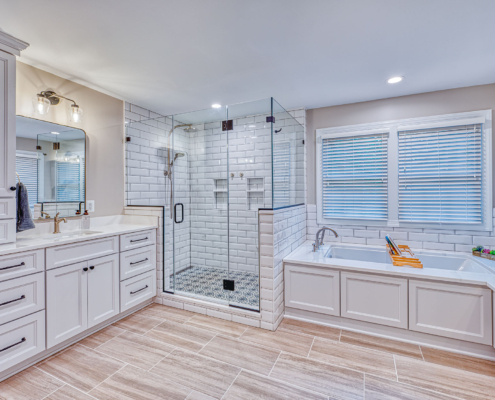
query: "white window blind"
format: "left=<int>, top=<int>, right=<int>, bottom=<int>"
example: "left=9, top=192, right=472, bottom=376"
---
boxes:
left=273, top=142, right=290, bottom=208
left=398, top=124, right=482, bottom=224
left=15, top=154, right=38, bottom=212
left=56, top=161, right=82, bottom=202
left=321, top=134, right=388, bottom=220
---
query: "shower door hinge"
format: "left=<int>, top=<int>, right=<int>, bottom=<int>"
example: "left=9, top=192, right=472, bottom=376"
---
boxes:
left=302, top=140, right=305, bottom=145
left=126, top=137, right=131, bottom=142
left=266, top=116, right=275, bottom=123
left=36, top=145, right=42, bottom=150
left=222, top=120, right=233, bottom=131
left=223, top=279, right=235, bottom=291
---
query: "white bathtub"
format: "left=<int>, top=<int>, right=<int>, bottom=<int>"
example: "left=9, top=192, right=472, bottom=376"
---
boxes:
left=326, top=245, right=493, bottom=274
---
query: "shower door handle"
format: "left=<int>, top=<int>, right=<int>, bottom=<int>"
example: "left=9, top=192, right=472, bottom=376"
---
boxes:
left=174, top=203, right=184, bottom=224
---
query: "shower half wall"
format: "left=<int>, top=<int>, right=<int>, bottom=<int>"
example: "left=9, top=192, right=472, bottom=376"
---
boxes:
left=125, top=98, right=305, bottom=313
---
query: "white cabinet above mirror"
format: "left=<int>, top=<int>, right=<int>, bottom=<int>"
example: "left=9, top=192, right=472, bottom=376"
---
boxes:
left=16, top=116, right=86, bottom=219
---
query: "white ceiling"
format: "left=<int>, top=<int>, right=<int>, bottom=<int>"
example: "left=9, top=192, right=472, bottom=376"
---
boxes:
left=1, top=0, right=495, bottom=116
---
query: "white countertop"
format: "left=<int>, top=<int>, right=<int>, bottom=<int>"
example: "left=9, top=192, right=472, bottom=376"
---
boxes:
left=0, top=215, right=158, bottom=257
left=284, top=241, right=495, bottom=292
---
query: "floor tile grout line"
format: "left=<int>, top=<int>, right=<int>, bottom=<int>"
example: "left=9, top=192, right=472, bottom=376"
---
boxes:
left=198, top=332, right=219, bottom=352
left=392, top=354, right=398, bottom=382
left=220, top=368, right=243, bottom=400
left=418, top=345, right=425, bottom=361
left=89, top=362, right=129, bottom=394
left=314, top=333, right=424, bottom=362
left=363, top=372, right=466, bottom=400
left=267, top=351, right=283, bottom=377
left=40, top=383, right=66, bottom=400
left=32, top=367, right=99, bottom=399
left=306, top=336, right=316, bottom=358
left=92, top=329, right=127, bottom=350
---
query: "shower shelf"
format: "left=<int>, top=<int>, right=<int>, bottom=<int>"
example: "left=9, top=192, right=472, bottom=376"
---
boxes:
left=214, top=179, right=228, bottom=209
left=247, top=178, right=264, bottom=210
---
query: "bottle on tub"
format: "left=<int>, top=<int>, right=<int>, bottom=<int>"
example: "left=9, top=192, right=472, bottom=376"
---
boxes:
left=81, top=210, right=90, bottom=230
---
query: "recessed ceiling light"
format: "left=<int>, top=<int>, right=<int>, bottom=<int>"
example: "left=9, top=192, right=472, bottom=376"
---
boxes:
left=211, top=103, right=221, bottom=109
left=387, top=76, right=404, bottom=84
left=51, top=131, right=60, bottom=135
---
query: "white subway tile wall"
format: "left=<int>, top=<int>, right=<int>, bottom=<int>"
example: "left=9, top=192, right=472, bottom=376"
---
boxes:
left=306, top=204, right=495, bottom=252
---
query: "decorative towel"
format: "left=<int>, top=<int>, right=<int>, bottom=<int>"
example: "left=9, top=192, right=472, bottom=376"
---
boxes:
left=16, top=182, right=35, bottom=232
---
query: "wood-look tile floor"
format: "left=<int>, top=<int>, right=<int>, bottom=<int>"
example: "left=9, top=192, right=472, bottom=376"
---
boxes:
left=2, top=304, right=495, bottom=400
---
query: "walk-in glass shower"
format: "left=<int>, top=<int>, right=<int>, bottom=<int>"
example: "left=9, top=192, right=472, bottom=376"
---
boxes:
left=125, top=98, right=304, bottom=311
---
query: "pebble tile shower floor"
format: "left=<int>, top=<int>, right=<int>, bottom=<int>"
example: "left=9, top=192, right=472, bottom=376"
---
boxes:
left=174, top=266, right=259, bottom=309
left=2, top=303, right=495, bottom=399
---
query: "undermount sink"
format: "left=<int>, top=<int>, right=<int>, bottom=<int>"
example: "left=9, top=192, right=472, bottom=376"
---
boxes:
left=19, top=230, right=102, bottom=241
left=49, top=230, right=102, bottom=239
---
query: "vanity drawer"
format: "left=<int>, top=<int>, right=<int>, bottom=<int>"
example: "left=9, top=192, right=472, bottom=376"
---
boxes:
left=46, top=236, right=119, bottom=270
left=0, top=250, right=45, bottom=282
left=120, top=244, right=156, bottom=281
left=120, top=270, right=156, bottom=312
left=0, top=219, right=15, bottom=245
left=0, top=273, right=44, bottom=326
left=0, top=310, right=45, bottom=373
left=120, top=230, right=156, bottom=252
left=0, top=198, right=15, bottom=219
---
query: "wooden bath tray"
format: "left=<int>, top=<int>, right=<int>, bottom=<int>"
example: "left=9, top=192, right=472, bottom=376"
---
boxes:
left=387, top=244, right=423, bottom=268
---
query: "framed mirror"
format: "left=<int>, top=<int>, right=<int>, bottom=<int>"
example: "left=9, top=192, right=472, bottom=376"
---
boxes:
left=16, top=116, right=86, bottom=219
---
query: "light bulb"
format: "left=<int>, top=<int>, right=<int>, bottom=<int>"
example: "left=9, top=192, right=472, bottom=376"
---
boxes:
left=70, top=105, right=83, bottom=123
left=32, top=96, right=50, bottom=115
left=211, top=103, right=221, bottom=109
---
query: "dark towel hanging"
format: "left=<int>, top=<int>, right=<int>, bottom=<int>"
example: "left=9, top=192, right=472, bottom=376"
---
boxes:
left=16, top=181, right=35, bottom=232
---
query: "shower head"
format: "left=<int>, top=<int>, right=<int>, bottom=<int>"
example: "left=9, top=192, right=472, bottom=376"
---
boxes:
left=174, top=152, right=185, bottom=161
left=183, top=126, right=197, bottom=133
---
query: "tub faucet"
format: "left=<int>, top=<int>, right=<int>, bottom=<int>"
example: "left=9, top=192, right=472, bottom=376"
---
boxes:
left=313, top=227, right=338, bottom=252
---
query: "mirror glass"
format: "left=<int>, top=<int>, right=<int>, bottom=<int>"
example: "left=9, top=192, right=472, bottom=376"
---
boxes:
left=16, top=116, right=86, bottom=218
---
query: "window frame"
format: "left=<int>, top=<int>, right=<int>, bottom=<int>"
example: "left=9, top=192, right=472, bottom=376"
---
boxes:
left=316, top=110, right=492, bottom=231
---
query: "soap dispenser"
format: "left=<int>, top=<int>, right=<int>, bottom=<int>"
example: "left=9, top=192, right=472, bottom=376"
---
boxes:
left=82, top=210, right=90, bottom=230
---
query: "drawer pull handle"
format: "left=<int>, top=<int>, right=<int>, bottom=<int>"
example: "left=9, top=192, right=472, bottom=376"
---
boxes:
left=89, top=266, right=95, bottom=270
left=130, top=258, right=148, bottom=265
left=83, top=267, right=88, bottom=272
left=0, top=295, right=25, bottom=307
left=130, top=237, right=148, bottom=243
left=130, top=285, right=148, bottom=295
left=0, top=262, right=25, bottom=271
left=0, top=337, right=26, bottom=353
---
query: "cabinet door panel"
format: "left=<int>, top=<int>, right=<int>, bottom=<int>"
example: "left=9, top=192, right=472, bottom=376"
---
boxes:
left=341, top=272, right=408, bottom=329
left=409, top=280, right=492, bottom=345
left=285, top=264, right=340, bottom=316
left=87, top=254, right=120, bottom=328
left=0, top=51, right=16, bottom=198
left=46, top=262, right=88, bottom=348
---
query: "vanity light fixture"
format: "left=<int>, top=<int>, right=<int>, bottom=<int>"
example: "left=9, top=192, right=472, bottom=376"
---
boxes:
left=33, top=90, right=84, bottom=123
left=211, top=103, right=221, bottom=109
left=387, top=76, right=404, bottom=84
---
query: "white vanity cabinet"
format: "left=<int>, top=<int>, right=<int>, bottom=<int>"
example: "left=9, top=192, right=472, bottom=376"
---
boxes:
left=0, top=32, right=28, bottom=245
left=46, top=261, right=88, bottom=348
left=46, top=254, right=120, bottom=348
left=409, top=280, right=492, bottom=345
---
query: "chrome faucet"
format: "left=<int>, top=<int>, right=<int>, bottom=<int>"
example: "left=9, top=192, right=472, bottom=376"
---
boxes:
left=53, top=212, right=67, bottom=234
left=313, top=227, right=338, bottom=252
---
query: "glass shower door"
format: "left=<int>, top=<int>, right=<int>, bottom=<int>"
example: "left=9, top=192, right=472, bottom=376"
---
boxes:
left=171, top=108, right=231, bottom=304
left=225, top=99, right=271, bottom=311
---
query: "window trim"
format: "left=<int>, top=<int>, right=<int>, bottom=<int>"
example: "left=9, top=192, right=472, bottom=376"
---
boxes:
left=316, top=110, right=492, bottom=231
